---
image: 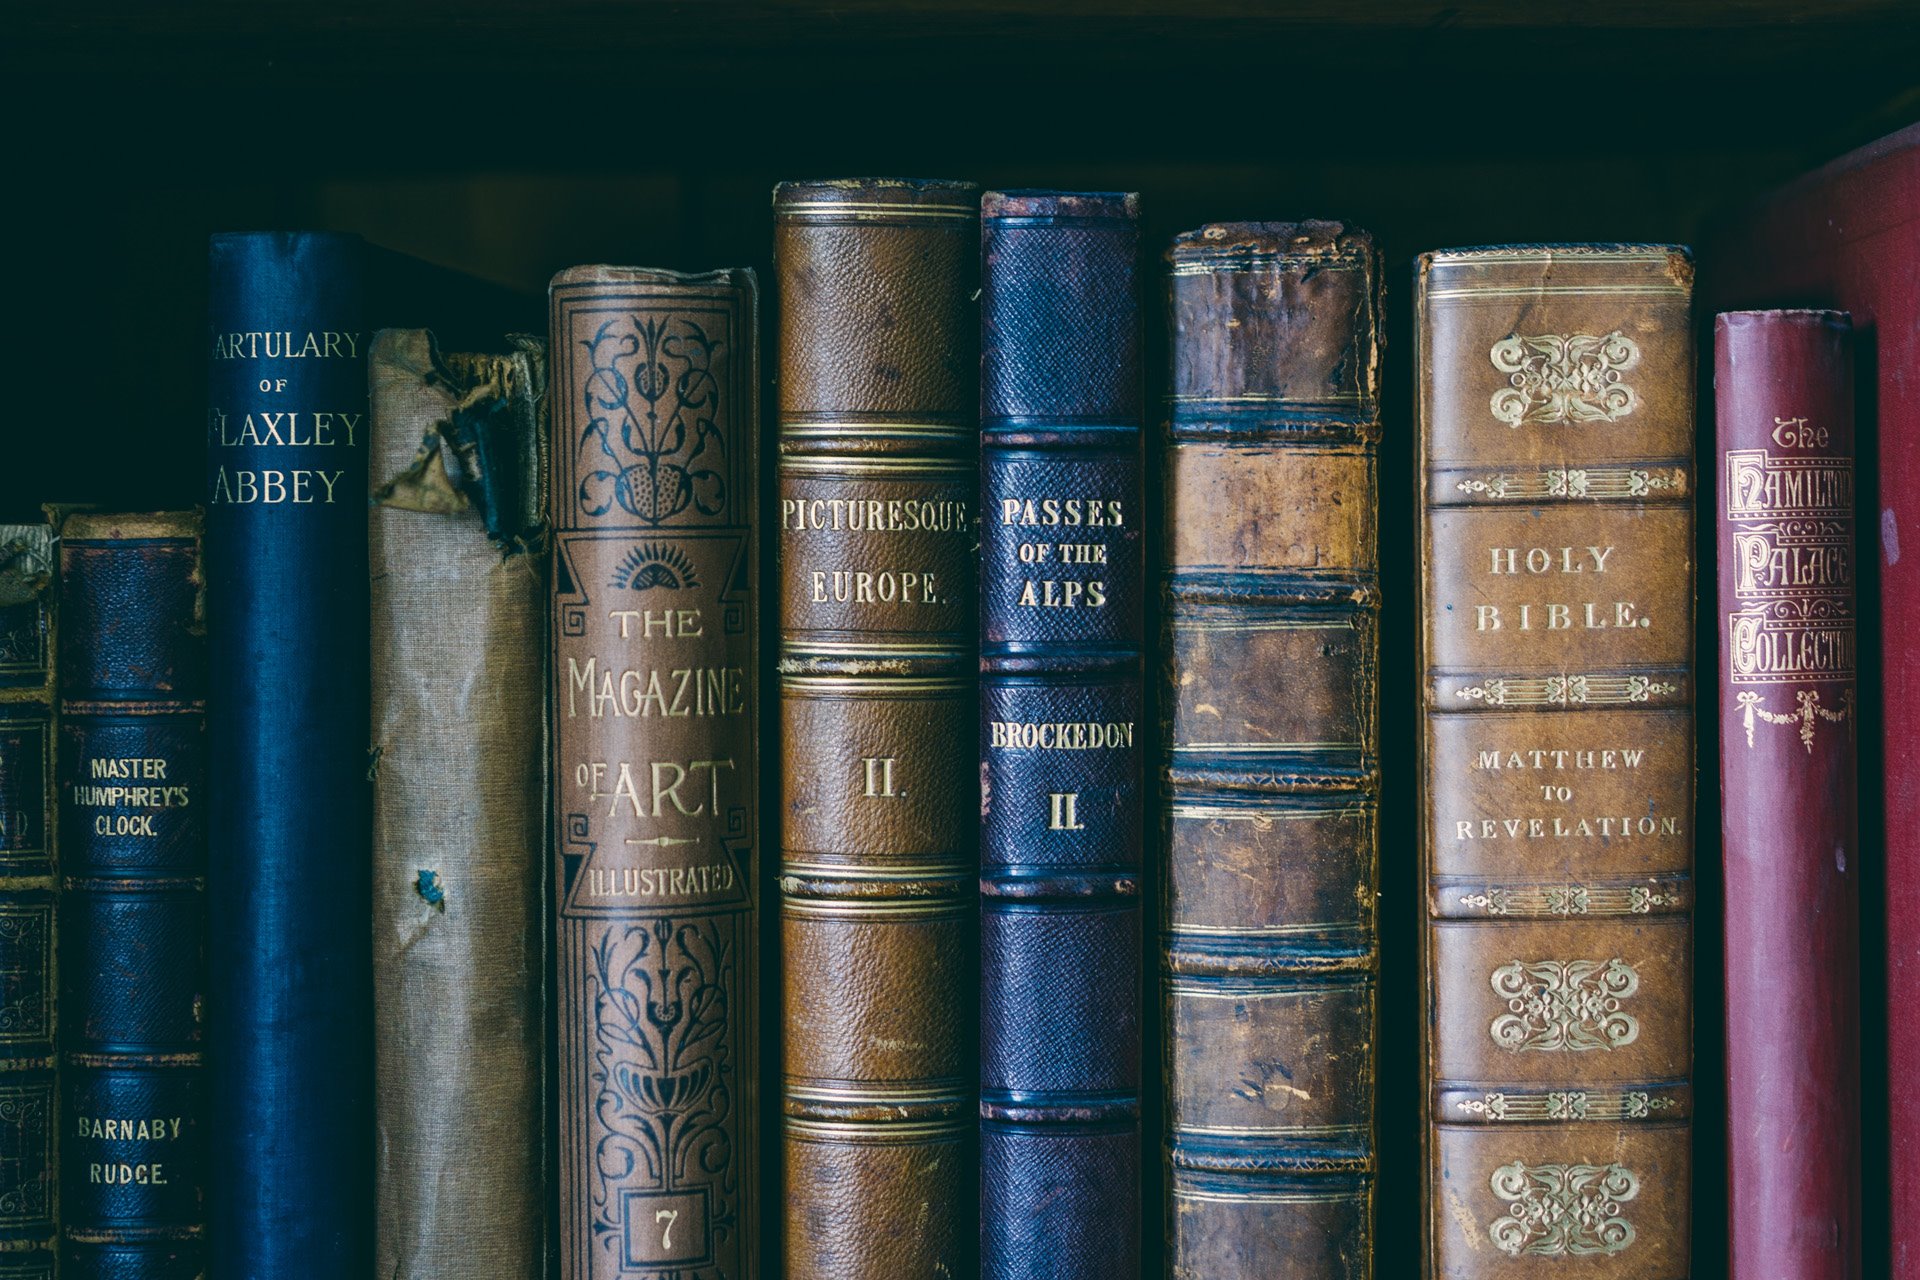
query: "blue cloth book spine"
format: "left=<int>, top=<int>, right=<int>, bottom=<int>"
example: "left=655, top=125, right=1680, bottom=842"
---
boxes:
left=977, top=191, right=1144, bottom=1279
left=204, top=232, right=370, bottom=1279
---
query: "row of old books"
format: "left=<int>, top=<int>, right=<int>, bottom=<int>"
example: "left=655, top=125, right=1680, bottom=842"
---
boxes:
left=0, top=131, right=1911, bottom=1280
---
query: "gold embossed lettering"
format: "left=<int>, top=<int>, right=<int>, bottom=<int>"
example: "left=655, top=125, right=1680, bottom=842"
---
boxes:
left=998, top=498, right=1125, bottom=527
left=1770, top=416, right=1829, bottom=450
left=784, top=497, right=970, bottom=532
left=567, top=658, right=746, bottom=719
left=811, top=569, right=941, bottom=606
left=1047, top=792, right=1085, bottom=831
left=209, top=330, right=362, bottom=360
left=1016, top=579, right=1106, bottom=608
left=208, top=467, right=345, bottom=506
left=988, top=721, right=1135, bottom=751
left=645, top=760, right=735, bottom=817
left=1487, top=545, right=1614, bottom=574
left=610, top=608, right=704, bottom=639
left=862, top=757, right=897, bottom=798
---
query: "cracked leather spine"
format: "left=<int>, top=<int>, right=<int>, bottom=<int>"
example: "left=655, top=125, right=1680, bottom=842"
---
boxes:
left=1715, top=310, right=1860, bottom=1280
left=1416, top=245, right=1696, bottom=1278
left=56, top=512, right=207, bottom=1280
left=978, top=190, right=1143, bottom=1280
left=369, top=330, right=549, bottom=1280
left=548, top=268, right=759, bottom=1280
left=1162, top=222, right=1382, bottom=1280
left=774, top=179, right=978, bottom=1280
left=0, top=523, right=57, bottom=1280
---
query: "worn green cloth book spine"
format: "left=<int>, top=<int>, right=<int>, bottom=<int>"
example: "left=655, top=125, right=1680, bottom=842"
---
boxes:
left=369, top=329, right=550, bottom=1280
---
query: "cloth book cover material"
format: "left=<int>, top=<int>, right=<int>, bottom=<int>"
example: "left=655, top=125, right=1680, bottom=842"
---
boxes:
left=1702, top=123, right=1919, bottom=1274
left=1715, top=310, right=1860, bottom=1280
left=205, top=231, right=373, bottom=1279
left=1161, top=221, right=1382, bottom=1279
left=549, top=267, right=759, bottom=1280
left=56, top=511, right=207, bottom=1280
left=978, top=189, right=1144, bottom=1279
left=773, top=178, right=980, bottom=1280
left=368, top=329, right=550, bottom=1280
left=1416, top=245, right=1696, bottom=1278
left=0, top=523, right=58, bottom=1280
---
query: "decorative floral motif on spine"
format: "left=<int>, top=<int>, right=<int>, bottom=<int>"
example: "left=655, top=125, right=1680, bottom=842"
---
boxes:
left=578, top=316, right=726, bottom=525
left=1488, top=1161, right=1640, bottom=1257
left=1489, top=332, right=1641, bottom=427
left=1458, top=1090, right=1676, bottom=1122
left=1456, top=674, right=1676, bottom=707
left=0, top=1084, right=50, bottom=1225
left=588, top=917, right=737, bottom=1272
left=1456, top=883, right=1680, bottom=918
left=1735, top=686, right=1854, bottom=752
left=1489, top=957, right=1640, bottom=1052
left=1453, top=466, right=1684, bottom=500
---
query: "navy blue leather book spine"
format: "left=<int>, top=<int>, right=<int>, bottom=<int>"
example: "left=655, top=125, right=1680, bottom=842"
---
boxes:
left=205, top=232, right=370, bottom=1279
left=57, top=513, right=207, bottom=1280
left=978, top=191, right=1143, bottom=1279
left=0, top=524, right=59, bottom=1280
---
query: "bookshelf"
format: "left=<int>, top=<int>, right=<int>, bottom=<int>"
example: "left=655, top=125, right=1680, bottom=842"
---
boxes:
left=6, top=3, right=1916, bottom=1274
left=8, top=1, right=1918, bottom=516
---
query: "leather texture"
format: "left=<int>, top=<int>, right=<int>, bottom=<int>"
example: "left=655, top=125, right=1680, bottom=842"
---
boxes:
left=57, top=511, right=207, bottom=1280
left=1715, top=310, right=1860, bottom=1280
left=1162, top=222, right=1382, bottom=1280
left=1700, top=124, right=1920, bottom=1277
left=0, top=523, right=58, bottom=1280
left=774, top=178, right=979, bottom=1280
left=1417, top=246, right=1696, bottom=1279
left=548, top=268, right=759, bottom=1280
left=978, top=189, right=1142, bottom=1280
left=368, top=329, right=549, bottom=1280
left=204, top=231, right=372, bottom=1280
left=978, top=1115, right=1136, bottom=1274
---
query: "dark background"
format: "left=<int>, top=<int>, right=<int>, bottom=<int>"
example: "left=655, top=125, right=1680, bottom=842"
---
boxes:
left=6, top=2, right=1917, bottom=1275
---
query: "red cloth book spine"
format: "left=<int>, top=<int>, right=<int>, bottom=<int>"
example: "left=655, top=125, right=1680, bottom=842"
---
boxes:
left=1703, top=126, right=1920, bottom=1267
left=1716, top=309, right=1861, bottom=1280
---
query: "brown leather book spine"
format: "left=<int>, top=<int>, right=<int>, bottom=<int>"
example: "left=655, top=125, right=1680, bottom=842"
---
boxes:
left=1162, top=221, right=1383, bottom=1279
left=1416, top=246, right=1696, bottom=1278
left=549, top=268, right=759, bottom=1280
left=773, top=178, right=978, bottom=1280
left=0, top=523, right=57, bottom=1279
left=1715, top=310, right=1860, bottom=1280
left=369, top=330, right=549, bottom=1279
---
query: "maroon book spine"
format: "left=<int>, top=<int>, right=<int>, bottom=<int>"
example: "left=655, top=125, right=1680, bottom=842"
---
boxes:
left=1716, top=309, right=1861, bottom=1280
left=1703, top=126, right=1920, bottom=1268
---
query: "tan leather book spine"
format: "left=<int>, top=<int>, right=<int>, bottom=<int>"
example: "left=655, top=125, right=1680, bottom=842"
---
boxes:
left=773, top=178, right=978, bottom=1280
left=548, top=268, right=759, bottom=1280
left=1162, top=221, right=1382, bottom=1279
left=369, top=330, right=549, bottom=1280
left=1416, top=245, right=1695, bottom=1278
